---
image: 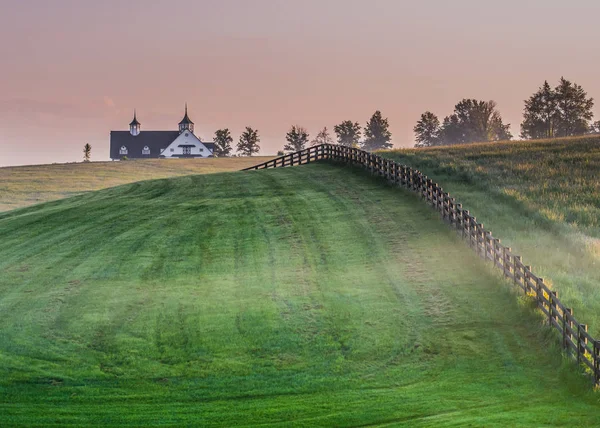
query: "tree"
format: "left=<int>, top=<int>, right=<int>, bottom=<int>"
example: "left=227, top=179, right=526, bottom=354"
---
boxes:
left=414, top=112, right=440, bottom=147
left=554, top=77, right=594, bottom=137
left=521, top=78, right=594, bottom=139
left=362, top=111, right=392, bottom=151
left=520, top=81, right=557, bottom=139
left=334, top=120, right=361, bottom=147
left=590, top=121, right=600, bottom=134
left=237, top=127, right=260, bottom=156
left=83, top=143, right=91, bottom=162
left=439, top=99, right=511, bottom=145
left=283, top=125, right=309, bottom=152
left=213, top=128, right=233, bottom=157
left=310, top=127, right=334, bottom=146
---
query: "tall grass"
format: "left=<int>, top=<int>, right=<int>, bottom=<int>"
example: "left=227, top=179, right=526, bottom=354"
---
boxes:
left=385, top=135, right=600, bottom=337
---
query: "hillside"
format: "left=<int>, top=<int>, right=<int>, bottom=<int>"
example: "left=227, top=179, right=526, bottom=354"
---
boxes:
left=0, top=164, right=598, bottom=426
left=386, top=135, right=600, bottom=338
left=0, top=157, right=273, bottom=212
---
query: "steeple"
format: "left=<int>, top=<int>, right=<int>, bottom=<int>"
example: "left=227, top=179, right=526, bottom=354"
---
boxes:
left=178, top=103, right=194, bottom=134
left=129, top=110, right=141, bottom=136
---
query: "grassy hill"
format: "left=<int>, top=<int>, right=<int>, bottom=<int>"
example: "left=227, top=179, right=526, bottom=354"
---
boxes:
left=0, top=157, right=273, bottom=212
left=385, top=135, right=600, bottom=338
left=0, top=164, right=598, bottom=426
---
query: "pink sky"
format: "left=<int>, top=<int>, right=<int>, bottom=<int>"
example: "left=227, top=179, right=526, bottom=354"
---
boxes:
left=1, top=0, right=599, bottom=166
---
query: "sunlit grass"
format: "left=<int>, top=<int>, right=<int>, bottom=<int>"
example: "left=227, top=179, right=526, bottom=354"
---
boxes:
left=0, top=157, right=274, bottom=212
left=385, top=135, right=600, bottom=338
left=0, top=164, right=598, bottom=425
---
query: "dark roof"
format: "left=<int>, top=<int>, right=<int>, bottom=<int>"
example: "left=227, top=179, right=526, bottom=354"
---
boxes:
left=110, top=131, right=178, bottom=159
left=110, top=131, right=215, bottom=159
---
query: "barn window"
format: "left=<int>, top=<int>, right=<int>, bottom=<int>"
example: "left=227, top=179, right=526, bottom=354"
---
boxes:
left=170, top=148, right=174, bottom=152
left=142, top=146, right=150, bottom=155
left=119, top=146, right=128, bottom=155
left=183, top=147, right=192, bottom=155
left=199, top=148, right=204, bottom=152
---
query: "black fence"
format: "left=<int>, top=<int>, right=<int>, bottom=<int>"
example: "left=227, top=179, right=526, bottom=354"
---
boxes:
left=243, top=143, right=600, bottom=388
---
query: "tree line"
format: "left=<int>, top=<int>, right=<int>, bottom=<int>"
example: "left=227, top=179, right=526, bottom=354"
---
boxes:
left=414, top=77, right=598, bottom=147
left=213, top=111, right=393, bottom=157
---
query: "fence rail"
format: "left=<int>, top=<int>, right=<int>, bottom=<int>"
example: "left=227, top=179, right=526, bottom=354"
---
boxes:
left=243, top=143, right=600, bottom=388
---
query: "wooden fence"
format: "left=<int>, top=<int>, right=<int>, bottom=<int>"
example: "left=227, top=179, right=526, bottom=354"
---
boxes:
left=243, top=143, right=600, bottom=388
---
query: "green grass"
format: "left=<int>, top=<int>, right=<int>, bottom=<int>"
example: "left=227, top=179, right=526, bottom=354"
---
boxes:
left=384, top=135, right=600, bottom=339
left=0, top=163, right=598, bottom=426
left=0, top=157, right=273, bottom=212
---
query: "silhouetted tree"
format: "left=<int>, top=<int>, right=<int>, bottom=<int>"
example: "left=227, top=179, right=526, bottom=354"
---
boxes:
left=414, top=112, right=440, bottom=147
left=334, top=120, right=361, bottom=147
left=310, top=127, right=334, bottom=146
left=521, top=78, right=594, bottom=139
left=283, top=125, right=309, bottom=152
left=554, top=77, right=594, bottom=137
left=362, top=111, right=392, bottom=150
left=520, top=81, right=558, bottom=139
left=83, top=143, right=92, bottom=162
left=439, top=99, right=511, bottom=145
left=237, top=127, right=260, bottom=156
left=213, top=128, right=233, bottom=157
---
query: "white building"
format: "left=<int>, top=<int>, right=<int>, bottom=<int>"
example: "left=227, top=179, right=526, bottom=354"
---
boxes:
left=110, top=105, right=215, bottom=160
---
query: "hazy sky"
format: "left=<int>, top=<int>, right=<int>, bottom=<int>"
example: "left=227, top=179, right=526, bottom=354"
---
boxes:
left=1, top=0, right=599, bottom=166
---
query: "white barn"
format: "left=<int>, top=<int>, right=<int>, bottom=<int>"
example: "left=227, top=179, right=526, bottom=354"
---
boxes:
left=110, top=105, right=215, bottom=160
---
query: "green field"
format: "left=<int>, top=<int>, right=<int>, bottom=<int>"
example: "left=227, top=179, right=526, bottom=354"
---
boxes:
left=1, top=163, right=598, bottom=426
left=385, top=136, right=600, bottom=339
left=0, top=157, right=273, bottom=212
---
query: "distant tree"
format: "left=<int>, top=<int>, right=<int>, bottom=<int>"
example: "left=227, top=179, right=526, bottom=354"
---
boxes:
left=277, top=150, right=285, bottom=156
left=283, top=125, right=309, bottom=152
left=554, top=77, right=594, bottom=137
left=334, top=120, right=361, bottom=147
left=362, top=111, right=392, bottom=150
left=414, top=112, right=440, bottom=147
left=310, top=127, right=334, bottom=146
left=237, top=127, right=260, bottom=156
left=520, top=81, right=558, bottom=139
left=439, top=99, right=511, bottom=145
left=213, top=128, right=233, bottom=157
left=521, top=78, right=594, bottom=139
left=83, top=143, right=92, bottom=162
left=590, top=121, right=600, bottom=134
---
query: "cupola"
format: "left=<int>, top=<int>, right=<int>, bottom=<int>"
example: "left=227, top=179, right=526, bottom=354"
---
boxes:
left=129, top=110, right=141, bottom=136
left=178, top=103, right=194, bottom=134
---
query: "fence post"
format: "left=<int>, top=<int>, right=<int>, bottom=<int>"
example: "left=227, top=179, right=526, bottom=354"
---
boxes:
left=493, top=238, right=500, bottom=266
left=503, top=247, right=511, bottom=278
left=524, top=266, right=532, bottom=292
left=567, top=308, right=575, bottom=354
left=563, top=308, right=570, bottom=350
left=594, top=340, right=600, bottom=387
left=578, top=324, right=588, bottom=364
left=536, top=277, right=543, bottom=309
left=477, top=224, right=484, bottom=258
left=514, top=256, right=521, bottom=288
left=549, top=291, right=557, bottom=326
left=577, top=322, right=581, bottom=362
left=448, top=198, right=455, bottom=226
